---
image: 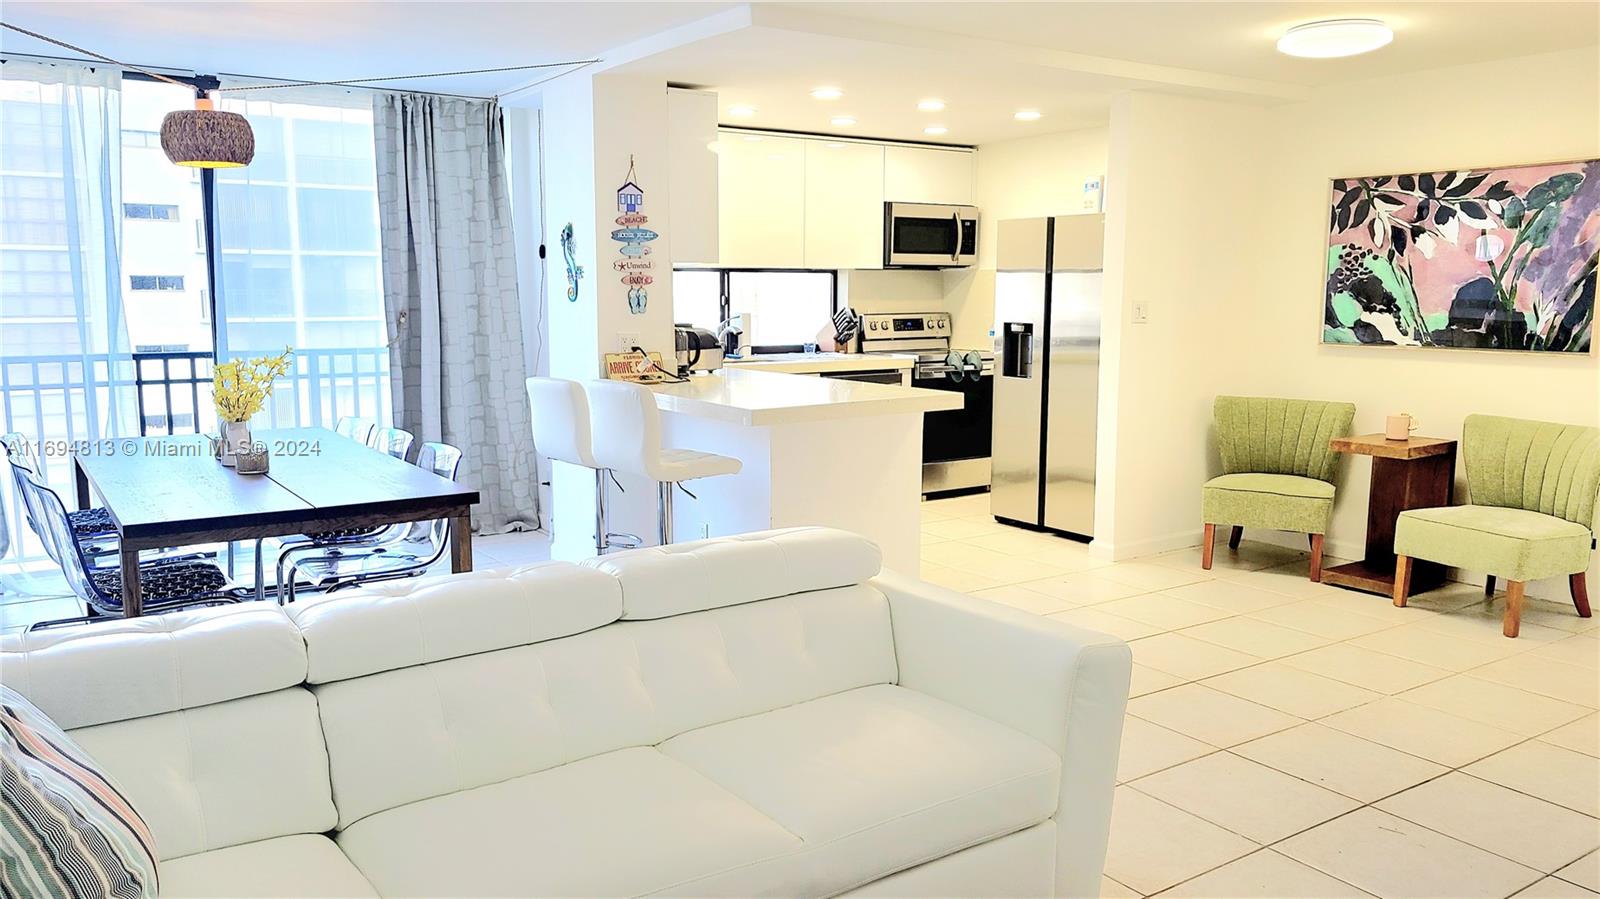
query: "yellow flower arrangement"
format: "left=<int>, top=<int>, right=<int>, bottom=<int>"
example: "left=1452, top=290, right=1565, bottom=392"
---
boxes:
left=213, top=348, right=293, bottom=423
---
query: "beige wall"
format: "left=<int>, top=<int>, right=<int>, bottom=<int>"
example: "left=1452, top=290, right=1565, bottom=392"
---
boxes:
left=1098, top=46, right=1599, bottom=599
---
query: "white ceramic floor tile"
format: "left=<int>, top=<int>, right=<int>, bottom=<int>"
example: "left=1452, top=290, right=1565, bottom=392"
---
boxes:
left=1021, top=570, right=1153, bottom=606
left=1473, top=596, right=1600, bottom=635
left=1557, top=850, right=1600, bottom=892
left=917, top=564, right=1002, bottom=593
left=1320, top=697, right=1524, bottom=767
left=1159, top=848, right=1373, bottom=899
left=1277, top=807, right=1542, bottom=899
left=1049, top=607, right=1167, bottom=642
left=1019, top=543, right=1105, bottom=571
left=1397, top=675, right=1592, bottom=736
left=0, top=596, right=84, bottom=630
left=1419, top=603, right=1576, bottom=644
left=971, top=583, right=1076, bottom=615
left=1162, top=578, right=1306, bottom=615
left=1094, top=561, right=1214, bottom=592
left=1128, top=633, right=1264, bottom=681
left=1540, top=714, right=1600, bottom=759
left=1131, top=752, right=1359, bottom=843
left=1234, top=723, right=1449, bottom=803
left=1099, top=875, right=1141, bottom=899
left=1376, top=772, right=1600, bottom=873
left=1516, top=875, right=1600, bottom=898
left=1466, top=741, right=1600, bottom=817
left=1351, top=624, right=1529, bottom=672
left=1154, top=541, right=1307, bottom=574
left=1179, top=616, right=1332, bottom=659
left=1094, top=593, right=1237, bottom=629
left=1129, top=664, right=1185, bottom=698
left=1103, top=786, right=1259, bottom=896
left=1203, top=662, right=1383, bottom=719
left=1117, top=715, right=1218, bottom=782
left=1249, top=599, right=1405, bottom=641
left=921, top=516, right=1005, bottom=539
left=1472, top=654, right=1600, bottom=709
left=1533, top=636, right=1600, bottom=671
left=1128, top=684, right=1301, bottom=748
left=1216, top=560, right=1361, bottom=601
left=1280, top=643, right=1453, bottom=694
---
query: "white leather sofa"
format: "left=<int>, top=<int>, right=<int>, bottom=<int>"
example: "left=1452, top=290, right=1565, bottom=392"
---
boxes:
left=0, top=528, right=1131, bottom=898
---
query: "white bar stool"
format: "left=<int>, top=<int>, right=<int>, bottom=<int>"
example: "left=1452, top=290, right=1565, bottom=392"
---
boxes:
left=584, top=379, right=742, bottom=545
left=525, top=377, right=638, bottom=555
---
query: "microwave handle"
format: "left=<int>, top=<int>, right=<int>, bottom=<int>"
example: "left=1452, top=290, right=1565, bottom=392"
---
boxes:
left=950, top=211, right=961, bottom=262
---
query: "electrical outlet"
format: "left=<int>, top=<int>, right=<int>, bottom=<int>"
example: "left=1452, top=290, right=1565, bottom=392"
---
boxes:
left=617, top=332, right=641, bottom=351
left=1131, top=302, right=1150, bottom=324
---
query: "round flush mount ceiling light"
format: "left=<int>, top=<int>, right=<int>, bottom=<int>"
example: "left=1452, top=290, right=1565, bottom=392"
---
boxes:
left=810, top=86, right=843, bottom=100
left=917, top=98, right=945, bottom=112
left=1014, top=109, right=1042, bottom=121
left=727, top=104, right=757, bottom=117
left=1277, top=18, right=1393, bottom=58
left=830, top=115, right=856, bottom=127
left=923, top=125, right=948, bottom=136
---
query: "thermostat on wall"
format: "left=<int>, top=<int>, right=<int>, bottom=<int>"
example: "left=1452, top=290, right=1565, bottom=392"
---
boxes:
left=1082, top=176, right=1104, bottom=212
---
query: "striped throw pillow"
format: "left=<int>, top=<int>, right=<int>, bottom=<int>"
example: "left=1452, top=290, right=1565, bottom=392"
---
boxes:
left=0, top=685, right=157, bottom=899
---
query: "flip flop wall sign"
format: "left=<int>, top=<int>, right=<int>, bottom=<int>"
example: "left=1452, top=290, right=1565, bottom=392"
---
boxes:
left=560, top=223, right=583, bottom=303
left=612, top=156, right=658, bottom=315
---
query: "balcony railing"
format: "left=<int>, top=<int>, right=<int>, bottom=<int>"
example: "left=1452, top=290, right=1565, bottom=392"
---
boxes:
left=1, top=347, right=391, bottom=565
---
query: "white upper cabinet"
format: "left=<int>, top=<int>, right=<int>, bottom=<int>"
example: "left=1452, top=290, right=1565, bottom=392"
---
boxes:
left=667, top=88, right=719, bottom=265
left=718, top=132, right=807, bottom=269
left=884, top=146, right=974, bottom=206
left=804, top=141, right=885, bottom=270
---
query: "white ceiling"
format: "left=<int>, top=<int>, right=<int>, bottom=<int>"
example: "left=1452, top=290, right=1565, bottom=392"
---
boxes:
left=1, top=1, right=1594, bottom=144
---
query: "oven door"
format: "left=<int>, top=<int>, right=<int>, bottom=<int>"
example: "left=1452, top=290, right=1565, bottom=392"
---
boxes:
left=885, top=203, right=978, bottom=268
left=915, top=366, right=993, bottom=493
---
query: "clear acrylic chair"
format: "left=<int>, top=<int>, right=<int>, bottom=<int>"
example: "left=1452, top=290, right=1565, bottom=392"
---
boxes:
left=14, top=473, right=239, bottom=628
left=367, top=426, right=415, bottom=462
left=335, top=416, right=377, bottom=445
left=276, top=442, right=464, bottom=603
left=3, top=433, right=117, bottom=562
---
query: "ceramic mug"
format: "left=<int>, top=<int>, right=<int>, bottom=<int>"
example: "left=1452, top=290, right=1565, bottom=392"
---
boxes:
left=1385, top=413, right=1418, bottom=441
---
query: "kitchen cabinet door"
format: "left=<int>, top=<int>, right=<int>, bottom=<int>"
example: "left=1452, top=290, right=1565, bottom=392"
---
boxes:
left=667, top=88, right=719, bottom=264
left=718, top=132, right=806, bottom=269
left=884, top=146, right=975, bottom=206
left=804, top=140, right=884, bottom=270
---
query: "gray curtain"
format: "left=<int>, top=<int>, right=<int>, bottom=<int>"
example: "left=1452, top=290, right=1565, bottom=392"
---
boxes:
left=373, top=92, right=538, bottom=534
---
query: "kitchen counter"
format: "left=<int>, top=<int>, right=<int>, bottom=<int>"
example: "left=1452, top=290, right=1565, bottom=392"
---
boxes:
left=650, top=367, right=956, bottom=426
left=725, top=352, right=916, bottom=375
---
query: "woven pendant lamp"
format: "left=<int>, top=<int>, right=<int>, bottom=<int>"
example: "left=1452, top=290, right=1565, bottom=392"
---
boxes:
left=161, top=97, right=254, bottom=168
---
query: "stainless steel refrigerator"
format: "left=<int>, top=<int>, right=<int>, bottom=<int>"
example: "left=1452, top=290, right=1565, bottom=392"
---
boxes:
left=990, top=214, right=1104, bottom=537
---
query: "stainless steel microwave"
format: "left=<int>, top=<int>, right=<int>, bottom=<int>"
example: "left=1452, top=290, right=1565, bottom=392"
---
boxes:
left=883, top=202, right=979, bottom=268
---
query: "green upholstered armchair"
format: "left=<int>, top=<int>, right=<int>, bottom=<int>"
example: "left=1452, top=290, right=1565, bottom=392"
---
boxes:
left=1202, top=396, right=1356, bottom=581
left=1394, top=414, right=1599, bottom=638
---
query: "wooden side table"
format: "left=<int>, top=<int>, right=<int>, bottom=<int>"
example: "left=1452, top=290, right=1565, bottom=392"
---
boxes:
left=1322, top=434, right=1457, bottom=596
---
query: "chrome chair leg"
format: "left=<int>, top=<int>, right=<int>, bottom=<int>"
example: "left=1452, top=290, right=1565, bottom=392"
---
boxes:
left=657, top=481, right=674, bottom=545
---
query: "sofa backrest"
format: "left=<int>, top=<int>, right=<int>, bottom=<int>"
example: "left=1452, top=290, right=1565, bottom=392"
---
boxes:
left=0, top=605, right=334, bottom=861
left=1213, top=395, right=1355, bottom=483
left=290, top=528, right=893, bottom=829
left=1464, top=414, right=1600, bottom=529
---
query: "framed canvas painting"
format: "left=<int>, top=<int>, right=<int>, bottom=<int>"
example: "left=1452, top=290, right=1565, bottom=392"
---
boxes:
left=1324, top=159, right=1597, bottom=352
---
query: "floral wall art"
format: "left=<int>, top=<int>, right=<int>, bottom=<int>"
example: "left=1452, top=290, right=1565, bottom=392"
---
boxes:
left=1324, top=159, right=1598, bottom=352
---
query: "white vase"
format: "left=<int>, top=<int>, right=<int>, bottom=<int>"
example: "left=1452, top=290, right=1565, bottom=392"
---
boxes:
left=220, top=420, right=251, bottom=467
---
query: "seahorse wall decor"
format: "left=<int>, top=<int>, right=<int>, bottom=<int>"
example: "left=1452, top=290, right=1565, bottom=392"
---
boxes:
left=560, top=223, right=584, bottom=303
left=611, top=155, right=659, bottom=315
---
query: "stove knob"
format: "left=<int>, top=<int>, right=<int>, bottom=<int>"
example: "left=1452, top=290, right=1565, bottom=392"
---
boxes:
left=870, top=321, right=879, bottom=330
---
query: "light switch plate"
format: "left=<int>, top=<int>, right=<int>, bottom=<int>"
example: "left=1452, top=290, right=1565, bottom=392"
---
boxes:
left=1131, top=302, right=1150, bottom=324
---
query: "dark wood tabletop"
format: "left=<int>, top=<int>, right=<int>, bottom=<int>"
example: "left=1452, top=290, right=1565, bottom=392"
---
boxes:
left=73, top=427, right=479, bottom=615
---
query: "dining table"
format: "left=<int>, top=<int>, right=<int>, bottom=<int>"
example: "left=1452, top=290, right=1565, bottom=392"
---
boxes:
left=72, top=427, right=479, bottom=615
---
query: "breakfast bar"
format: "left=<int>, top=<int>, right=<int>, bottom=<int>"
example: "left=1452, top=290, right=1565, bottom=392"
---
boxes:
left=550, top=368, right=961, bottom=572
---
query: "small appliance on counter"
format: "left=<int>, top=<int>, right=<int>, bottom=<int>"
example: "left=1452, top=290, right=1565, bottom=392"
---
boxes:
left=674, top=325, right=724, bottom=377
left=858, top=311, right=994, bottom=494
left=717, top=313, right=751, bottom=359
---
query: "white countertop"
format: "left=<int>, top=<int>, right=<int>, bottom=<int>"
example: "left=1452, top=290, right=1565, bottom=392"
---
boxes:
left=725, top=352, right=916, bottom=374
left=650, top=367, right=960, bottom=426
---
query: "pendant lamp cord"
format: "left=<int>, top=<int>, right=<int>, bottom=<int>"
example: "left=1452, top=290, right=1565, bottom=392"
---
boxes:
left=1, top=21, right=599, bottom=95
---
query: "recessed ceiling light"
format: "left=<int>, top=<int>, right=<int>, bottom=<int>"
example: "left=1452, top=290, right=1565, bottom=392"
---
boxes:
left=923, top=125, right=948, bottom=136
left=810, top=87, right=843, bottom=101
left=1014, top=109, right=1042, bottom=122
left=1277, top=18, right=1393, bottom=58
left=917, top=98, right=945, bottom=112
left=727, top=105, right=757, bottom=118
left=830, top=116, right=856, bottom=127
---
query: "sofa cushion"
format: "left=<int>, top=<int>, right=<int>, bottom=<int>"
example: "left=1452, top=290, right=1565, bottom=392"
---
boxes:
left=313, top=585, right=897, bottom=828
left=1, top=686, right=158, bottom=899
left=1202, top=473, right=1336, bottom=533
left=653, top=684, right=1061, bottom=896
left=160, top=834, right=378, bottom=898
left=1395, top=504, right=1593, bottom=581
left=67, top=688, right=337, bottom=861
left=584, top=526, right=882, bottom=619
left=0, top=604, right=305, bottom=730
left=334, top=747, right=802, bottom=898
left=288, top=561, right=621, bottom=684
